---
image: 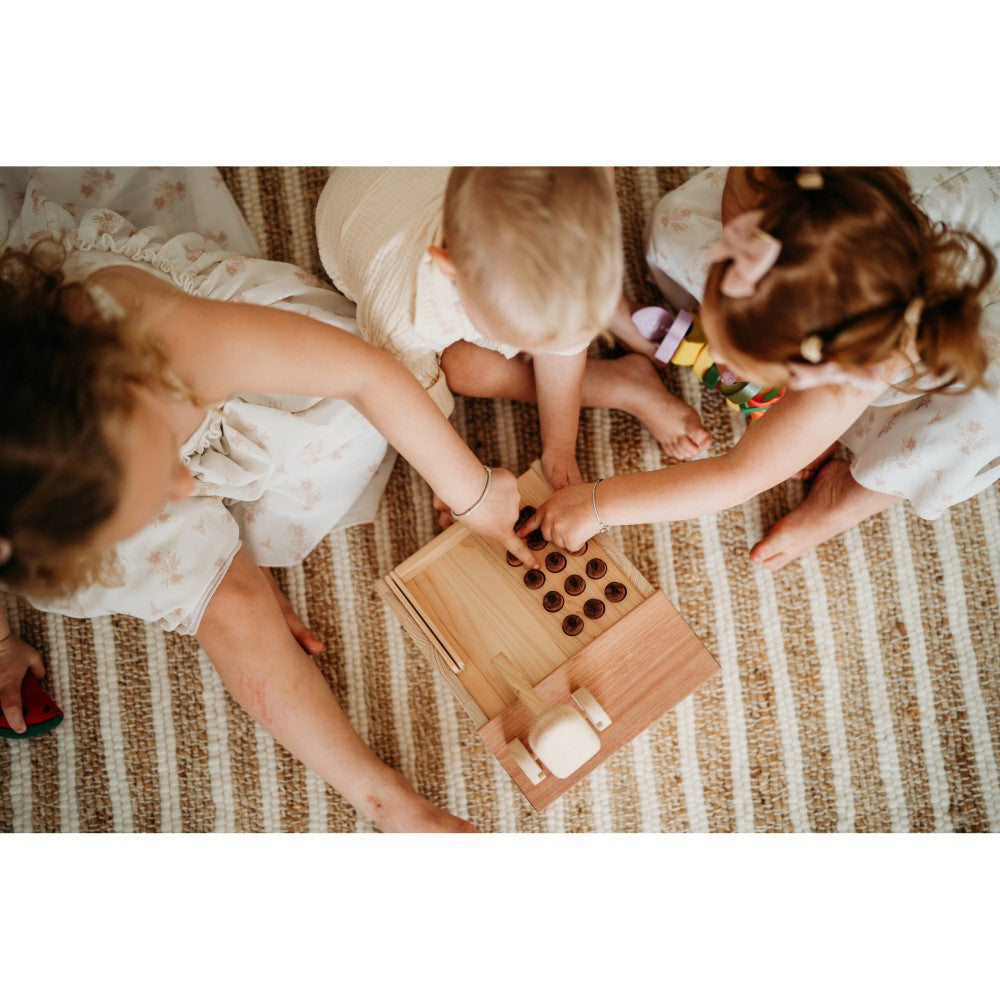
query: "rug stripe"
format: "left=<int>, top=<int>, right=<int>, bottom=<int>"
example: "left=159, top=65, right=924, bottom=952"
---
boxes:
left=279, top=168, right=319, bottom=272
left=197, top=647, right=236, bottom=832
left=978, top=489, right=1000, bottom=596
left=885, top=506, right=953, bottom=830
left=648, top=516, right=702, bottom=832
left=328, top=526, right=373, bottom=833
left=843, top=529, right=910, bottom=830
left=143, top=622, right=182, bottom=830
left=45, top=611, right=80, bottom=831
left=799, top=552, right=857, bottom=831
left=92, top=617, right=134, bottom=831
left=699, top=514, right=755, bottom=831
left=743, top=516, right=810, bottom=831
left=933, top=515, right=1000, bottom=830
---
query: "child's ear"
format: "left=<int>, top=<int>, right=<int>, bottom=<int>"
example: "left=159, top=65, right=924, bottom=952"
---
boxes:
left=427, top=245, right=457, bottom=280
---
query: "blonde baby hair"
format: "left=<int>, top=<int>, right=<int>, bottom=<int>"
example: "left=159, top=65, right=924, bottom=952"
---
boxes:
left=442, top=167, right=623, bottom=350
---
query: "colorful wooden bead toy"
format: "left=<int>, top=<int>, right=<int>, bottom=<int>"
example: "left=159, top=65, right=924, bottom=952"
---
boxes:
left=632, top=305, right=786, bottom=422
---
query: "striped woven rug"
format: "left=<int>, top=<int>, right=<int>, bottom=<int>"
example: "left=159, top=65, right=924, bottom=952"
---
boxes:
left=2, top=167, right=997, bottom=833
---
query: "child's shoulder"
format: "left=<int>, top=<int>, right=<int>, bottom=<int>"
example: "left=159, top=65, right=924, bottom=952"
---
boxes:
left=87, top=264, right=180, bottom=317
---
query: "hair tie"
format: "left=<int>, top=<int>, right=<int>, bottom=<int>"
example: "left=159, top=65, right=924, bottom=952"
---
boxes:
left=0, top=537, right=12, bottom=566
left=707, top=210, right=782, bottom=298
left=797, top=168, right=824, bottom=190
left=799, top=334, right=824, bottom=364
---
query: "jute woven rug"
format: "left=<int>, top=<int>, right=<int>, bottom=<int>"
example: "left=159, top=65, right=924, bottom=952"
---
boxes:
left=2, top=167, right=998, bottom=833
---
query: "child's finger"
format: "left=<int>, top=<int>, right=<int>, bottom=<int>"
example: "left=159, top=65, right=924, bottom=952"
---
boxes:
left=516, top=507, right=543, bottom=538
left=28, top=650, right=46, bottom=679
left=0, top=685, right=26, bottom=734
left=504, top=530, right=539, bottom=570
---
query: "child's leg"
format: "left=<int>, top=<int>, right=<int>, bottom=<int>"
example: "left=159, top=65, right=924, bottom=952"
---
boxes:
left=198, top=547, right=476, bottom=832
left=262, top=567, right=324, bottom=656
left=441, top=342, right=712, bottom=460
left=749, top=459, right=901, bottom=571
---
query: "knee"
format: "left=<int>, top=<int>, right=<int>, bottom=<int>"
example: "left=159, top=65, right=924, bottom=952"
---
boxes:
left=440, top=342, right=478, bottom=393
left=197, top=549, right=271, bottom=643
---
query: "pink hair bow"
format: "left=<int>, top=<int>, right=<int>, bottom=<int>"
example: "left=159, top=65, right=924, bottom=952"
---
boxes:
left=707, top=210, right=782, bottom=298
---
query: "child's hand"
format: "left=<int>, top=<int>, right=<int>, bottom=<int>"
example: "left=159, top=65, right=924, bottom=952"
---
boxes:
left=519, top=481, right=600, bottom=553
left=0, top=630, right=46, bottom=735
left=450, top=468, right=540, bottom=569
left=541, top=449, right=583, bottom=492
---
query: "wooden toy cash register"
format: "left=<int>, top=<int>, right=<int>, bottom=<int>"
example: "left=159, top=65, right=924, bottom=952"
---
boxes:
left=377, top=463, right=720, bottom=811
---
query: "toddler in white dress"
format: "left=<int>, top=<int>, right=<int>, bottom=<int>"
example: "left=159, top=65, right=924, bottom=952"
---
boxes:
left=316, top=167, right=712, bottom=493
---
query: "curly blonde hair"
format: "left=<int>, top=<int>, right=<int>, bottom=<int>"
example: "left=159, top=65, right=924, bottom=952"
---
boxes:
left=443, top=167, right=623, bottom=348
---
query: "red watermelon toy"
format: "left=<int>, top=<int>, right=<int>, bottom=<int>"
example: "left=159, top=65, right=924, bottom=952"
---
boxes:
left=0, top=672, right=63, bottom=739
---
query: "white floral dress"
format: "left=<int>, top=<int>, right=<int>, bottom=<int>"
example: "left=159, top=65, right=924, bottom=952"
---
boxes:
left=645, top=167, right=1000, bottom=518
left=1, top=167, right=389, bottom=634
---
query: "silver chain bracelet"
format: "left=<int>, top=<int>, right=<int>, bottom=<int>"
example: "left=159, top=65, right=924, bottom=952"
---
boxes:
left=592, top=478, right=611, bottom=533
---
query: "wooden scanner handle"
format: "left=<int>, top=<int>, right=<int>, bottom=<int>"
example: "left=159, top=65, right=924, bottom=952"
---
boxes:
left=490, top=654, right=549, bottom=718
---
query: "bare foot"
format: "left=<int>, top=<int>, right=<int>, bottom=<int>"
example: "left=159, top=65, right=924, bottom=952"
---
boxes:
left=787, top=442, right=838, bottom=481
left=749, top=459, right=902, bottom=570
left=605, top=353, right=713, bottom=459
left=365, top=776, right=479, bottom=833
left=262, top=567, right=325, bottom=655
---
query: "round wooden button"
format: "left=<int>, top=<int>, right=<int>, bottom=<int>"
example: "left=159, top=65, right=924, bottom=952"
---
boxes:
left=506, top=551, right=523, bottom=567
left=562, top=614, right=584, bottom=636
left=564, top=574, right=585, bottom=596
left=542, top=591, right=565, bottom=613
left=585, top=557, right=607, bottom=579
left=604, top=581, right=627, bottom=603
left=583, top=598, right=606, bottom=620
left=526, top=529, right=547, bottom=551
left=545, top=552, right=567, bottom=573
left=523, top=569, right=545, bottom=590
left=514, top=505, right=536, bottom=532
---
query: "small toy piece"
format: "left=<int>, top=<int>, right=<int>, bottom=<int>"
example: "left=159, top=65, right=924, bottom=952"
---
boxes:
left=633, top=305, right=786, bottom=422
left=0, top=672, right=64, bottom=740
left=542, top=591, right=565, bottom=613
left=544, top=552, right=567, bottom=573
left=492, top=654, right=605, bottom=782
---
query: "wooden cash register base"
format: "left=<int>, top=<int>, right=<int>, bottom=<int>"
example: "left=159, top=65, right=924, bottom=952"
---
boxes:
left=378, top=463, right=720, bottom=811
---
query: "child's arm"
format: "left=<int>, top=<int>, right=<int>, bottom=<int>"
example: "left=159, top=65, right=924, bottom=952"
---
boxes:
left=0, top=605, right=46, bottom=735
left=532, top=350, right=588, bottom=489
left=522, top=380, right=884, bottom=551
left=95, top=267, right=537, bottom=565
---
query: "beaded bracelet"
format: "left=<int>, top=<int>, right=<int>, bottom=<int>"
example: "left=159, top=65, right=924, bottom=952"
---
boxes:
left=592, top=478, right=611, bottom=533
left=450, top=465, right=493, bottom=519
